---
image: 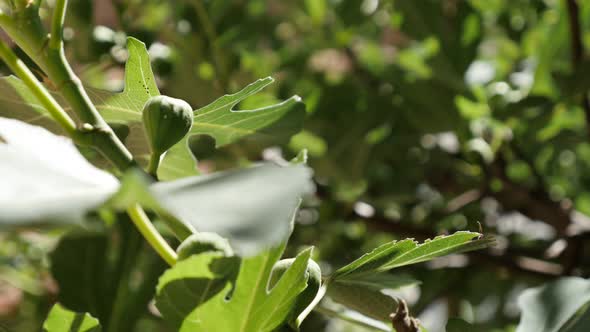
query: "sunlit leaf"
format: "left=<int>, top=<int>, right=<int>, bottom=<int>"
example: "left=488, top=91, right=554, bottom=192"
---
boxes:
left=89, top=36, right=161, bottom=164
left=43, top=304, right=101, bottom=332
left=155, top=252, right=239, bottom=330
left=92, top=38, right=304, bottom=180
left=159, top=77, right=305, bottom=180
left=156, top=244, right=313, bottom=332
left=331, top=232, right=494, bottom=279
left=0, top=117, right=118, bottom=224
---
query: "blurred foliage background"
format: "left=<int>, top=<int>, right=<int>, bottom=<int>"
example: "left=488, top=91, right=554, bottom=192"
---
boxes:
left=2, top=0, right=590, bottom=331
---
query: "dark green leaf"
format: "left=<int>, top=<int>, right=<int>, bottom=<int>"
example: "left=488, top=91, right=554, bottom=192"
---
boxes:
left=446, top=318, right=475, bottom=332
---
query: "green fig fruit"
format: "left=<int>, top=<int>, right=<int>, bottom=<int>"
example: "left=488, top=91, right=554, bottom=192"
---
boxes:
left=142, top=95, right=193, bottom=155
left=269, top=258, right=322, bottom=325
left=176, top=232, right=234, bottom=260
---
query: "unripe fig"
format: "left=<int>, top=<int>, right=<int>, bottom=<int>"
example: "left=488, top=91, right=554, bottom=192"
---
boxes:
left=176, top=232, right=233, bottom=260
left=142, top=95, right=193, bottom=155
left=270, top=258, right=322, bottom=319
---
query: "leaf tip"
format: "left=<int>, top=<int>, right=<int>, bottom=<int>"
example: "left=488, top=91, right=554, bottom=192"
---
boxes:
left=126, top=36, right=145, bottom=47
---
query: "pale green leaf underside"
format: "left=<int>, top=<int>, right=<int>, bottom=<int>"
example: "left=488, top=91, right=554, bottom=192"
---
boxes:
left=43, top=303, right=101, bottom=332
left=0, top=117, right=118, bottom=225
left=326, top=274, right=417, bottom=322
left=516, top=277, right=590, bottom=332
left=112, top=163, right=313, bottom=255
left=316, top=305, right=392, bottom=332
left=326, top=281, right=397, bottom=322
left=156, top=244, right=312, bottom=332
left=332, top=231, right=494, bottom=280
left=1, top=117, right=312, bottom=255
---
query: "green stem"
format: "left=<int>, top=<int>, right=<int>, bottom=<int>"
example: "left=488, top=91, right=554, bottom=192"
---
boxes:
left=147, top=152, right=161, bottom=178
left=0, top=41, right=77, bottom=136
left=127, top=204, right=177, bottom=266
left=50, top=0, right=68, bottom=50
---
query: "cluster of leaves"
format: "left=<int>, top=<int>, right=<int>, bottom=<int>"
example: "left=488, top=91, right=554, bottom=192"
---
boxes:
left=2, top=0, right=590, bottom=331
left=0, top=5, right=494, bottom=332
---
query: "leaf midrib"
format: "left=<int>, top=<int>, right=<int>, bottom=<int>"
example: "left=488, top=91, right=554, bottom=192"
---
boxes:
left=381, top=236, right=477, bottom=270
left=238, top=253, right=271, bottom=332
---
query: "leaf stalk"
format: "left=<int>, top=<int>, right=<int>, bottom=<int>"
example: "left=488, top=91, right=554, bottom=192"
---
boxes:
left=297, top=279, right=329, bottom=326
left=127, top=203, right=178, bottom=266
left=49, top=0, right=68, bottom=50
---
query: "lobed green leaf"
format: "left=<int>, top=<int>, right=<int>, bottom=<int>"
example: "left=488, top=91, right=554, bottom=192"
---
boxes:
left=0, top=37, right=304, bottom=181
left=159, top=77, right=305, bottom=180
left=331, top=231, right=494, bottom=280
left=156, top=244, right=313, bottom=332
